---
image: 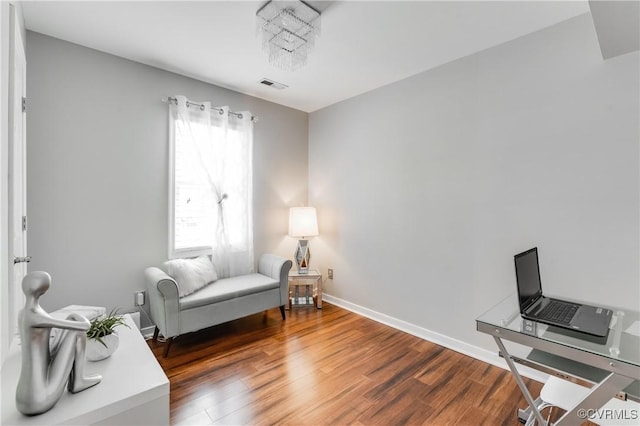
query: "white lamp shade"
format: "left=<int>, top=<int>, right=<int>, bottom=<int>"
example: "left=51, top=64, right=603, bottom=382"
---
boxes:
left=289, top=207, right=318, bottom=238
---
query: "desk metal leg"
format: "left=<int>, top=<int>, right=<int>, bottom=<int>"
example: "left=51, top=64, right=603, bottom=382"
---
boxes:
left=493, top=336, right=547, bottom=425
left=518, top=397, right=544, bottom=424
left=555, top=372, right=634, bottom=425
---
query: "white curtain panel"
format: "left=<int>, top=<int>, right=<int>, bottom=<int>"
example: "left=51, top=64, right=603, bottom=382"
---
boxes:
left=170, top=95, right=254, bottom=277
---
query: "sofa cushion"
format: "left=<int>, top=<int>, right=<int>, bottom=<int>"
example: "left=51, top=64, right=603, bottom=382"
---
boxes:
left=163, top=256, right=218, bottom=297
left=179, top=273, right=279, bottom=310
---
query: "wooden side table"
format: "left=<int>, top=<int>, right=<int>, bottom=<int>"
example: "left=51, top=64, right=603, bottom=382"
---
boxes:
left=288, top=269, right=323, bottom=309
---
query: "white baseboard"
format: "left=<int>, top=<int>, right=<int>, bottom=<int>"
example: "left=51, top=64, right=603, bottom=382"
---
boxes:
left=322, top=293, right=548, bottom=384
left=140, top=325, right=156, bottom=340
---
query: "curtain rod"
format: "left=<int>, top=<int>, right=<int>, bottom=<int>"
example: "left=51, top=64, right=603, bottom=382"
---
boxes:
left=162, top=97, right=258, bottom=122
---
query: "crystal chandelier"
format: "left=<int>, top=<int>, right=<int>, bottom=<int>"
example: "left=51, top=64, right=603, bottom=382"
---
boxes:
left=256, top=0, right=321, bottom=71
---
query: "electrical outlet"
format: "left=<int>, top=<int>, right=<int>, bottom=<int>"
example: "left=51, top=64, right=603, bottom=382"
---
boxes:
left=134, top=291, right=145, bottom=306
left=328, top=268, right=333, bottom=279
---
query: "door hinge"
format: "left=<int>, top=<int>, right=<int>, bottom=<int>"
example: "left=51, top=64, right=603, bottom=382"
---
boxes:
left=22, top=215, right=27, bottom=232
left=22, top=97, right=26, bottom=113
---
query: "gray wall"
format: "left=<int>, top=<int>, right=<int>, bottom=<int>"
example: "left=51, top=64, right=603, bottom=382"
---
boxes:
left=26, top=32, right=308, bottom=317
left=309, top=13, right=639, bottom=352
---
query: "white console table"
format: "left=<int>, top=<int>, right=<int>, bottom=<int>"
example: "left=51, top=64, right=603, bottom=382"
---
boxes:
left=1, top=314, right=169, bottom=425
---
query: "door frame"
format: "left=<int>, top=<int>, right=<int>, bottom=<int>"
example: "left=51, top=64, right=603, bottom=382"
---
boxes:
left=1, top=2, right=27, bottom=367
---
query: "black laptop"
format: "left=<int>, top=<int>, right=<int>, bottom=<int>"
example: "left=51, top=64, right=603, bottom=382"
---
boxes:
left=514, top=247, right=612, bottom=340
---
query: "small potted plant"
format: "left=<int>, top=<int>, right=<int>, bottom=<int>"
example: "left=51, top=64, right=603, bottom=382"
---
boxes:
left=86, top=309, right=130, bottom=361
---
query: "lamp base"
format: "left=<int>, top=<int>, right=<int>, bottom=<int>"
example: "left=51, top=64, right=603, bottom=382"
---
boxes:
left=294, top=239, right=310, bottom=274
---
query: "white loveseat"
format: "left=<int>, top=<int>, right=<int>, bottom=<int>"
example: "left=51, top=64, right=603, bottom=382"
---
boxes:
left=144, top=254, right=292, bottom=356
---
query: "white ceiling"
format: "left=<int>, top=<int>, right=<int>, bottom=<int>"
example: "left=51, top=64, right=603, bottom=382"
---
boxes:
left=21, top=1, right=591, bottom=113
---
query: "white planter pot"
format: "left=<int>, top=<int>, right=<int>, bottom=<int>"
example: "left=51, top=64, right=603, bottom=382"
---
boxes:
left=86, top=332, right=119, bottom=362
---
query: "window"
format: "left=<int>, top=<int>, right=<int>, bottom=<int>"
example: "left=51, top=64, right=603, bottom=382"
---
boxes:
left=172, top=118, right=216, bottom=254
left=168, top=96, right=253, bottom=275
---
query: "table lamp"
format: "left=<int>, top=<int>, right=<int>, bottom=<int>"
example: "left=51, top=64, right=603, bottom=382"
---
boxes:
left=289, top=207, right=318, bottom=274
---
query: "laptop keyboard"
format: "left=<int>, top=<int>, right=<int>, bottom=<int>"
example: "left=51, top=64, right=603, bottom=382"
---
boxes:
left=538, top=300, right=578, bottom=325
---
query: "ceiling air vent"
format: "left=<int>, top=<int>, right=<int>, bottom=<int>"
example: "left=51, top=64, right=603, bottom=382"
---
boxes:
left=258, top=78, right=288, bottom=90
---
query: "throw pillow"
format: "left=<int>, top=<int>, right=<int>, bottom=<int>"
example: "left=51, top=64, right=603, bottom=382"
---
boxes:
left=163, top=256, right=218, bottom=297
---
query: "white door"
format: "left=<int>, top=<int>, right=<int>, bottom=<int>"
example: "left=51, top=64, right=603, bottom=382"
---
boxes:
left=8, top=8, right=28, bottom=339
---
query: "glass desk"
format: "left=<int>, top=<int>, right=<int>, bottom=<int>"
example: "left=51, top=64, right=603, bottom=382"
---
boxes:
left=477, top=294, right=639, bottom=425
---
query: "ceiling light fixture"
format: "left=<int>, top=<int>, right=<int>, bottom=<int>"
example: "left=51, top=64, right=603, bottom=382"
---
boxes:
left=256, top=0, right=321, bottom=71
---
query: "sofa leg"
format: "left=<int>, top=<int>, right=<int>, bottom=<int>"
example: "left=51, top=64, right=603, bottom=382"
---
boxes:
left=163, top=337, right=173, bottom=358
left=152, top=326, right=159, bottom=341
left=279, top=305, right=286, bottom=320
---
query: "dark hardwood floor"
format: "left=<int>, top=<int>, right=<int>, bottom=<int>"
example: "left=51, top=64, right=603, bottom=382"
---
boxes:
left=148, top=303, right=543, bottom=425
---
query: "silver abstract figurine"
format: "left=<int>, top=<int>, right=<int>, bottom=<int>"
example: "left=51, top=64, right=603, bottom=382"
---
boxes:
left=16, top=271, right=101, bottom=416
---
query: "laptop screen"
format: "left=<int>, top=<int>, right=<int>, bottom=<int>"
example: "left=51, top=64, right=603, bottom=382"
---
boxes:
left=514, top=247, right=543, bottom=313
